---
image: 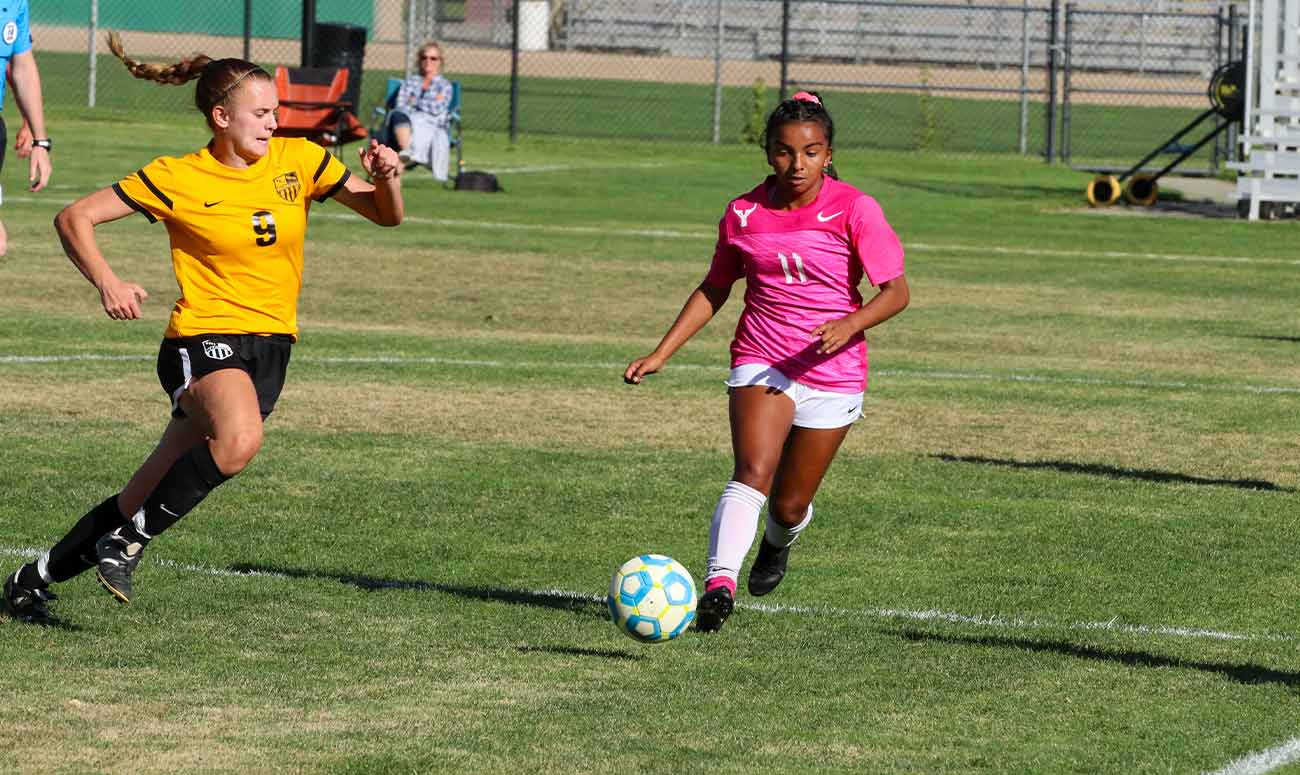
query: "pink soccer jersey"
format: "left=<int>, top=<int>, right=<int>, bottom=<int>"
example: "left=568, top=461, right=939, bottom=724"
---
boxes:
left=704, top=176, right=905, bottom=393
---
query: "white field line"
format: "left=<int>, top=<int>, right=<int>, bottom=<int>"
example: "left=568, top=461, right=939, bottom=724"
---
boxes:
left=1205, top=737, right=1300, bottom=775
left=0, top=544, right=1287, bottom=644
left=4, top=352, right=1300, bottom=397
left=4, top=194, right=1293, bottom=267
left=480, top=161, right=668, bottom=174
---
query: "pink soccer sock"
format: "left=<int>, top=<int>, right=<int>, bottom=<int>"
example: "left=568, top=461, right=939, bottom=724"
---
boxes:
left=705, top=480, right=766, bottom=591
left=705, top=576, right=737, bottom=596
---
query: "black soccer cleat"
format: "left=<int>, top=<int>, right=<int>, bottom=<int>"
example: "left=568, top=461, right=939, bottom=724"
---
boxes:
left=95, top=530, right=145, bottom=605
left=3, top=572, right=58, bottom=624
left=695, top=586, right=735, bottom=633
left=747, top=538, right=791, bottom=597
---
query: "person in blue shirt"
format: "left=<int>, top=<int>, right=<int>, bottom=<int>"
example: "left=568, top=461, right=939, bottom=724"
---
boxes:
left=0, top=0, right=51, bottom=255
left=388, top=41, right=453, bottom=182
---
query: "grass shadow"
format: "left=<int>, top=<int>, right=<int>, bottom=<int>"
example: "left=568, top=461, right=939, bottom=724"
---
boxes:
left=229, top=562, right=610, bottom=621
left=1235, top=334, right=1300, bottom=344
left=878, top=176, right=1080, bottom=201
left=2, top=615, right=83, bottom=632
left=515, top=644, right=642, bottom=661
left=931, top=453, right=1291, bottom=492
left=894, top=629, right=1300, bottom=690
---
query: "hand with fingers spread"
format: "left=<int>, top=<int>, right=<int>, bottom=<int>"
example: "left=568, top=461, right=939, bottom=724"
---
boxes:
left=98, top=275, right=148, bottom=320
left=624, top=353, right=667, bottom=385
left=360, top=139, right=401, bottom=182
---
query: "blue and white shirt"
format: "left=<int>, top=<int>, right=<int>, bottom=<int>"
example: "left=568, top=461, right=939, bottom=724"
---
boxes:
left=0, top=0, right=31, bottom=106
left=395, top=74, right=453, bottom=130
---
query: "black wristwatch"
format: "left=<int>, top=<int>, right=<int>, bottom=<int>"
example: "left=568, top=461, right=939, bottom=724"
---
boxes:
left=32, top=138, right=51, bottom=152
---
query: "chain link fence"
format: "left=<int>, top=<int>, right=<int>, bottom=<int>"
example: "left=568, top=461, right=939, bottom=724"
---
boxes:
left=1060, top=1, right=1236, bottom=173
left=25, top=0, right=1238, bottom=167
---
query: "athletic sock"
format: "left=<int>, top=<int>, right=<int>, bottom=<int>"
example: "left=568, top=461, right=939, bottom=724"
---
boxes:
left=764, top=503, right=814, bottom=549
left=705, top=480, right=766, bottom=592
left=138, top=441, right=231, bottom=538
left=17, top=495, right=129, bottom=586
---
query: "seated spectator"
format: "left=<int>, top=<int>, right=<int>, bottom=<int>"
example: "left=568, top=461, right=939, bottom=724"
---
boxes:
left=388, top=42, right=453, bottom=181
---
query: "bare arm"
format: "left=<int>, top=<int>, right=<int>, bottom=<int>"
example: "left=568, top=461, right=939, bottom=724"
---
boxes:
left=5, top=66, right=32, bottom=159
left=811, top=274, right=910, bottom=355
left=9, top=50, right=49, bottom=190
left=624, top=282, right=731, bottom=384
left=331, top=140, right=403, bottom=227
left=53, top=187, right=149, bottom=320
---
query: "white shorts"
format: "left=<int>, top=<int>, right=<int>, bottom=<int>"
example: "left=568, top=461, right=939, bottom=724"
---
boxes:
left=726, top=363, right=864, bottom=429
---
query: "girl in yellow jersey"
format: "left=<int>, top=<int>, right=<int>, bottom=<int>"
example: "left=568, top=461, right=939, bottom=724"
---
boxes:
left=2, top=35, right=404, bottom=621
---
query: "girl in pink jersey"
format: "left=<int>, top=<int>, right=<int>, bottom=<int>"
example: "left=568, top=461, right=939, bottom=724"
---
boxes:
left=624, top=92, right=909, bottom=632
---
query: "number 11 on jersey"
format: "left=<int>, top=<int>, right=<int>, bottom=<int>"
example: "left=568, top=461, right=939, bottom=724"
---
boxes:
left=778, top=252, right=806, bottom=284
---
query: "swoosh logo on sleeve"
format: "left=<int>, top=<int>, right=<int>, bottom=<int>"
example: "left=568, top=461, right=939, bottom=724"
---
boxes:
left=203, top=200, right=223, bottom=208
left=816, top=210, right=843, bottom=222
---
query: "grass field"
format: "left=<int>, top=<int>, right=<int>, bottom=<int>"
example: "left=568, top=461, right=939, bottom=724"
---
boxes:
left=1, top=104, right=1299, bottom=774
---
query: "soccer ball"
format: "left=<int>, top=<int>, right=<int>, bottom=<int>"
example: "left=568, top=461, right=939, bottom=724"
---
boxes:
left=607, top=554, right=697, bottom=643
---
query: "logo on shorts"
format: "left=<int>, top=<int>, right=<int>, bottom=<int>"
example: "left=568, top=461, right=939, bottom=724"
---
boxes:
left=202, top=340, right=234, bottom=360
left=2, top=23, right=17, bottom=46
left=274, top=171, right=301, bottom=203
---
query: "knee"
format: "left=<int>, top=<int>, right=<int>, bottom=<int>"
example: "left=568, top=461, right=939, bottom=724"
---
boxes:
left=731, top=460, right=776, bottom=493
left=210, top=427, right=262, bottom=475
left=768, top=492, right=811, bottom=527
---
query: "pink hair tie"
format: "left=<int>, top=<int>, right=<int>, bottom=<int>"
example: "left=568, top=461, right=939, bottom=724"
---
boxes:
left=792, top=91, right=821, bottom=105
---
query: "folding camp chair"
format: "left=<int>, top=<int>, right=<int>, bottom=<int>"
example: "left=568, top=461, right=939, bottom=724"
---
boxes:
left=273, top=66, right=368, bottom=154
left=371, top=77, right=463, bottom=180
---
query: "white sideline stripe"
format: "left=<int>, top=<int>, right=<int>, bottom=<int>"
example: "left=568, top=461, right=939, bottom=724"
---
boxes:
left=0, top=544, right=1288, bottom=644
left=4, top=193, right=1288, bottom=267
left=485, top=161, right=668, bottom=174
left=1205, top=737, right=1300, bottom=775
left=4, top=352, right=1300, bottom=397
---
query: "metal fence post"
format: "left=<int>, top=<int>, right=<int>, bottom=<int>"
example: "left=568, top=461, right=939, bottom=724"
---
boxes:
left=405, top=0, right=417, bottom=78
left=301, top=0, right=316, bottom=67
left=87, top=0, right=98, bottom=108
left=243, top=0, right=252, bottom=62
left=1045, top=0, right=1060, bottom=162
left=713, top=0, right=724, bottom=144
left=1019, top=0, right=1030, bottom=154
left=510, top=0, right=520, bottom=143
left=1062, top=3, right=1073, bottom=163
left=779, top=0, right=791, bottom=100
left=1227, top=3, right=1240, bottom=164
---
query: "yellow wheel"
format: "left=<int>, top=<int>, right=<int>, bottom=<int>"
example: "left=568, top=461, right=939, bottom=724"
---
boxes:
left=1085, top=175, right=1121, bottom=207
left=1124, top=174, right=1159, bottom=207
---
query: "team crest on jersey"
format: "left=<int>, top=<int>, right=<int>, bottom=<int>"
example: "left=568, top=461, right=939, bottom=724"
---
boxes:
left=202, top=340, right=234, bottom=361
left=273, top=171, right=301, bottom=203
left=2, top=22, right=17, bottom=46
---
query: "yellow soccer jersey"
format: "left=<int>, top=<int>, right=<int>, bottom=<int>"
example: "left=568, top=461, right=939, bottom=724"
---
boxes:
left=113, top=136, right=351, bottom=339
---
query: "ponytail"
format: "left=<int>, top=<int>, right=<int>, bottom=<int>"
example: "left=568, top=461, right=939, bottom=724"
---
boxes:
left=108, top=31, right=272, bottom=125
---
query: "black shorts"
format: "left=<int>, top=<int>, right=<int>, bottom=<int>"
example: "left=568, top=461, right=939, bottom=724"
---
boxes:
left=0, top=115, right=8, bottom=190
left=156, top=334, right=293, bottom=420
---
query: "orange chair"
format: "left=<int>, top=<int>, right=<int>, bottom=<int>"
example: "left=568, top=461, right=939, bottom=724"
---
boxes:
left=272, top=66, right=367, bottom=153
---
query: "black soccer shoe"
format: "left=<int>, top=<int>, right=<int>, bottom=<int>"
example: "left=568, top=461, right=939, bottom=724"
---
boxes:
left=3, top=572, right=58, bottom=624
left=747, top=538, right=791, bottom=597
left=95, top=530, right=144, bottom=605
left=695, top=586, right=735, bottom=633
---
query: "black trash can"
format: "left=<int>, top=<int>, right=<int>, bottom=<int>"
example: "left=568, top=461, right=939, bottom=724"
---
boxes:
left=311, top=22, right=367, bottom=117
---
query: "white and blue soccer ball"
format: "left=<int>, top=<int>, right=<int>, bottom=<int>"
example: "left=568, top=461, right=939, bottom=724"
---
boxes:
left=607, top=554, right=697, bottom=643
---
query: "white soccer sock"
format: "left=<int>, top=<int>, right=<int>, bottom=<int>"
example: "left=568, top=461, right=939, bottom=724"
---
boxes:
left=765, top=503, right=813, bottom=549
left=705, top=481, right=767, bottom=585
